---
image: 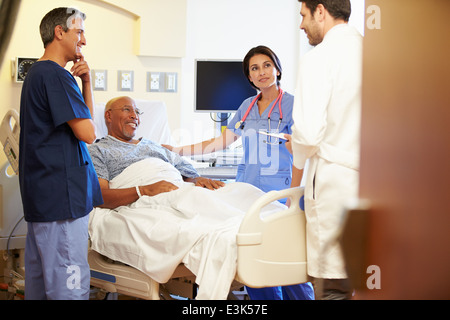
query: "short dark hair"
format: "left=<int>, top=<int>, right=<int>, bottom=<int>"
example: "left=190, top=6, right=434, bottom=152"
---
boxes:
left=300, top=0, right=351, bottom=22
left=243, top=45, right=282, bottom=90
left=39, top=7, right=86, bottom=48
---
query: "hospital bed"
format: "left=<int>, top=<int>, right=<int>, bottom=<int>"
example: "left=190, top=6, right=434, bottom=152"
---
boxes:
left=0, top=110, right=26, bottom=252
left=0, top=101, right=308, bottom=300
left=87, top=99, right=308, bottom=300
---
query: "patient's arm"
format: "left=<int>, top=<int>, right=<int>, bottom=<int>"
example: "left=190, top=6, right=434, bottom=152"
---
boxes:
left=97, top=178, right=179, bottom=209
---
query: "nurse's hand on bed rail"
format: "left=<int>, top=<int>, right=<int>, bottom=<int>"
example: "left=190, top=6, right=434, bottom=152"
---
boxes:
left=184, top=176, right=225, bottom=190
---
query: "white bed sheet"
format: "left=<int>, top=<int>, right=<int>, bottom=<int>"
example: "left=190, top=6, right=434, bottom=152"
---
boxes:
left=88, top=158, right=286, bottom=299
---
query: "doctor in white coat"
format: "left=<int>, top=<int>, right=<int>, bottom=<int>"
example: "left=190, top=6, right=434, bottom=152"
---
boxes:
left=290, top=0, right=363, bottom=299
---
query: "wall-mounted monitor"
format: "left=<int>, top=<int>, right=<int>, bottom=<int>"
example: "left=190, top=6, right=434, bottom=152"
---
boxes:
left=195, top=60, right=257, bottom=113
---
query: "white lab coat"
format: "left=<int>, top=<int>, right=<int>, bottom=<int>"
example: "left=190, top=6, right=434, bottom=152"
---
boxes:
left=291, top=24, right=363, bottom=279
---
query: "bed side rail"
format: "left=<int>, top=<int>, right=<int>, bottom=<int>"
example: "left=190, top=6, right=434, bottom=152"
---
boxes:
left=236, top=187, right=308, bottom=288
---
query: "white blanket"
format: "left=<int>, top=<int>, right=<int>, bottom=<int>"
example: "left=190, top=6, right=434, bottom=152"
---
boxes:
left=88, top=158, right=286, bottom=299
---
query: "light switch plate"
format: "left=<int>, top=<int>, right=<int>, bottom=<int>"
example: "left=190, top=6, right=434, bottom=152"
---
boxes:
left=92, top=69, right=107, bottom=91
left=118, top=70, right=134, bottom=91
left=165, top=72, right=177, bottom=92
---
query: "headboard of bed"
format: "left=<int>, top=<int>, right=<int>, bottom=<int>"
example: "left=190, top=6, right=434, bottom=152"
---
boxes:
left=92, top=99, right=174, bottom=145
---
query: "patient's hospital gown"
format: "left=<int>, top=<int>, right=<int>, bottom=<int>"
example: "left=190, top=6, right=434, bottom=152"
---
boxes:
left=88, top=135, right=199, bottom=181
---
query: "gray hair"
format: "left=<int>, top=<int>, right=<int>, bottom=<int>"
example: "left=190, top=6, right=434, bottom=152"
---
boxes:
left=39, top=7, right=86, bottom=48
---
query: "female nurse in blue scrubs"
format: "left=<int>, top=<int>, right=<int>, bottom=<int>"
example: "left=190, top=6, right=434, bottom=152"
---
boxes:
left=165, top=46, right=314, bottom=300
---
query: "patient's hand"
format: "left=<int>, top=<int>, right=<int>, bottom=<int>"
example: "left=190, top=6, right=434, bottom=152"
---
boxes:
left=187, top=177, right=225, bottom=190
left=142, top=180, right=179, bottom=196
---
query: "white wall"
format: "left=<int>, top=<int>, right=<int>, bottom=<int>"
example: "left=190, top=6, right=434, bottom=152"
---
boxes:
left=349, top=0, right=366, bottom=36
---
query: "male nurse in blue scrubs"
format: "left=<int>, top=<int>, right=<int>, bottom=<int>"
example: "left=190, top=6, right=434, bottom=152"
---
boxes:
left=19, top=7, right=103, bottom=300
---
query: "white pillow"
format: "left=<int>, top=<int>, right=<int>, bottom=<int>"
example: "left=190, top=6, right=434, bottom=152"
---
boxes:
left=93, top=99, right=174, bottom=145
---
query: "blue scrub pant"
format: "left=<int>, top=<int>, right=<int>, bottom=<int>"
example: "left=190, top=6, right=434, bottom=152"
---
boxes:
left=246, top=282, right=315, bottom=300
left=25, top=215, right=90, bottom=300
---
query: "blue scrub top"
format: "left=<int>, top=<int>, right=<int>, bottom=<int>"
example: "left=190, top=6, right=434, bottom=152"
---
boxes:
left=227, top=92, right=295, bottom=195
left=19, top=60, right=103, bottom=222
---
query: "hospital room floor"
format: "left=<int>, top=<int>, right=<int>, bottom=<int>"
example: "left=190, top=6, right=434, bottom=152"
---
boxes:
left=89, top=287, right=249, bottom=300
left=90, top=289, right=139, bottom=300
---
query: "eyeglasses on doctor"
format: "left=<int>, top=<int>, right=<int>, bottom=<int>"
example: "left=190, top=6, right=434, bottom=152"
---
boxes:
left=107, top=105, right=144, bottom=116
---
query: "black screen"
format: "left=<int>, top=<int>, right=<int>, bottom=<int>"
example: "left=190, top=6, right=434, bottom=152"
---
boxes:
left=195, top=60, right=256, bottom=112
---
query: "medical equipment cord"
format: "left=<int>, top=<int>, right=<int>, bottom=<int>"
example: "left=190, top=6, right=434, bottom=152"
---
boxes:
left=209, top=112, right=231, bottom=122
left=5, top=215, right=24, bottom=257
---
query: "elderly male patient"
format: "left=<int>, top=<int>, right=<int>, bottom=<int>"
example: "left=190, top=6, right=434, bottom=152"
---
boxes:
left=88, top=96, right=224, bottom=209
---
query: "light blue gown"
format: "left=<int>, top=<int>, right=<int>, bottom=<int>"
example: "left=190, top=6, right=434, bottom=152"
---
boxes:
left=227, top=92, right=314, bottom=300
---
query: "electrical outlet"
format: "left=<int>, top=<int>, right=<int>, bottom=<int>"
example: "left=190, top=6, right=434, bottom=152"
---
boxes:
left=147, top=72, right=164, bottom=92
left=118, top=70, right=134, bottom=91
left=92, top=70, right=107, bottom=91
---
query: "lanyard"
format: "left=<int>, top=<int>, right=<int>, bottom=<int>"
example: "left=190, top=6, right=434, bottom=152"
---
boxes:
left=235, top=89, right=284, bottom=130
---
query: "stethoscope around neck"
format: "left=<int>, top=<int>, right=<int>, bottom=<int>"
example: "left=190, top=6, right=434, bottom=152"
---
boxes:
left=235, top=89, right=284, bottom=144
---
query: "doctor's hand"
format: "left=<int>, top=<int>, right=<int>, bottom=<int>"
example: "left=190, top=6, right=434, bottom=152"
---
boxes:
left=187, top=177, right=225, bottom=190
left=141, top=180, right=179, bottom=196
left=71, top=53, right=91, bottom=83
left=284, top=134, right=293, bottom=154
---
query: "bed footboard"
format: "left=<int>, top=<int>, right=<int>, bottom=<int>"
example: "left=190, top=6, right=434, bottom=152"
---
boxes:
left=236, top=187, right=308, bottom=288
